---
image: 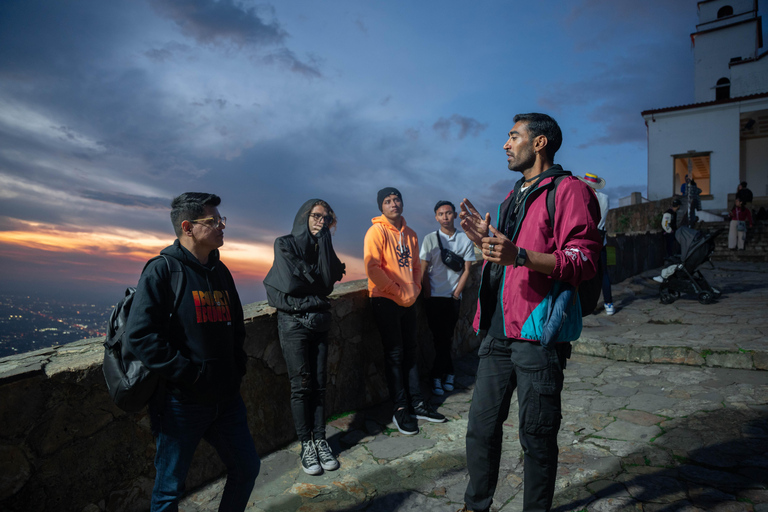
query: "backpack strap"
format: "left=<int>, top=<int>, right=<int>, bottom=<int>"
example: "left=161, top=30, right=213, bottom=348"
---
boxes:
left=435, top=230, right=443, bottom=250
left=546, top=175, right=568, bottom=230
left=142, top=255, right=185, bottom=317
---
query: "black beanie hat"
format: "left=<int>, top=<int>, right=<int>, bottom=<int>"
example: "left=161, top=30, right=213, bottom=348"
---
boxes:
left=377, top=187, right=402, bottom=211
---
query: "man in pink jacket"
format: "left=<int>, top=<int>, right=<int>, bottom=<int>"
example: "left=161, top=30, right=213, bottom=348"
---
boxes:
left=457, top=113, right=601, bottom=512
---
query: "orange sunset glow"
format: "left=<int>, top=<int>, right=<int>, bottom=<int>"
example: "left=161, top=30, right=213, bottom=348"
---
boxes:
left=0, top=220, right=366, bottom=304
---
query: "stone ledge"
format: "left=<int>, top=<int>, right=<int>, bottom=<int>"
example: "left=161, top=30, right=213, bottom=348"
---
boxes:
left=0, top=274, right=485, bottom=512
left=574, top=337, right=768, bottom=371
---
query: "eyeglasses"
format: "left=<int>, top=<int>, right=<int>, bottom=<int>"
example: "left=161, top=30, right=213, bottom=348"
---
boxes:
left=191, top=216, right=227, bottom=229
left=309, top=213, right=333, bottom=223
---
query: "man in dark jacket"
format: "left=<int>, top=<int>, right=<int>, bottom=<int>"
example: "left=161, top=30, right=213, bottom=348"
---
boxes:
left=125, top=192, right=259, bottom=512
left=263, top=199, right=345, bottom=475
left=458, top=113, right=600, bottom=512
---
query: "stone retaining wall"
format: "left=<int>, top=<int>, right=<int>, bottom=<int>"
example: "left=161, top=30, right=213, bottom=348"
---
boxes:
left=0, top=272, right=482, bottom=512
left=0, top=233, right=682, bottom=512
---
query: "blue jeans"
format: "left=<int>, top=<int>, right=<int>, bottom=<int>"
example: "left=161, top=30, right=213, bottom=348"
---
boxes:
left=150, top=393, right=260, bottom=512
left=464, top=337, right=568, bottom=512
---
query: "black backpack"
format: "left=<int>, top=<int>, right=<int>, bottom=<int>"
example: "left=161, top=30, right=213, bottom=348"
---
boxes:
left=102, top=255, right=184, bottom=412
left=546, top=176, right=604, bottom=317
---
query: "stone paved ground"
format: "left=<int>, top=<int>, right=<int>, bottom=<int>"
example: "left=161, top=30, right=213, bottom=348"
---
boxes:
left=182, top=262, right=768, bottom=512
left=577, top=262, right=768, bottom=370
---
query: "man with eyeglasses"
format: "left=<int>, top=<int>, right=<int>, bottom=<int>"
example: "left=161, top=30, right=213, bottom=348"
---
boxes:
left=125, top=192, right=260, bottom=511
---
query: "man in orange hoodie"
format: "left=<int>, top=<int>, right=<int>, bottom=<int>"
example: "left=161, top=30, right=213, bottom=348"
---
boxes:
left=365, top=187, right=446, bottom=435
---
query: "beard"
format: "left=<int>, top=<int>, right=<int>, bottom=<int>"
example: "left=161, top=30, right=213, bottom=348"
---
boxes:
left=507, top=145, right=536, bottom=173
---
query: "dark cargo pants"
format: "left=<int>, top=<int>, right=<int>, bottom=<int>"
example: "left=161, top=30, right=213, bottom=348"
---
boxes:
left=464, top=336, right=569, bottom=512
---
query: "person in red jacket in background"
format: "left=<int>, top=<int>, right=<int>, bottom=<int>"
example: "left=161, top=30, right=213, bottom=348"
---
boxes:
left=728, top=196, right=753, bottom=250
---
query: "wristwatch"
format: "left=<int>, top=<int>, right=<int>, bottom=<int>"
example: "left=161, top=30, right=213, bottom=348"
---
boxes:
left=513, top=247, right=527, bottom=268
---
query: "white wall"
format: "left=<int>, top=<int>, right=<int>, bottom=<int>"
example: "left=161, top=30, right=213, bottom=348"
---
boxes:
left=744, top=137, right=768, bottom=196
left=644, top=105, right=741, bottom=210
left=698, top=0, right=755, bottom=24
left=694, top=21, right=760, bottom=102
left=731, top=56, right=768, bottom=96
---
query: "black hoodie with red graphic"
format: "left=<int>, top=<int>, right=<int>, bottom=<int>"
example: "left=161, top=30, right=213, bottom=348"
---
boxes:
left=125, top=239, right=246, bottom=404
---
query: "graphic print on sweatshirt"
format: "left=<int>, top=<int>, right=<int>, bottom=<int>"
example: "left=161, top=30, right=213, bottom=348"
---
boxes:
left=192, top=290, right=232, bottom=324
left=396, top=244, right=412, bottom=268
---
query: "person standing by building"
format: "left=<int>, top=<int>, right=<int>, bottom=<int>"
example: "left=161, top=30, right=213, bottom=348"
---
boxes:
left=662, top=198, right=681, bottom=257
left=419, top=200, right=476, bottom=396
left=728, top=196, right=753, bottom=250
left=736, top=181, right=753, bottom=206
left=263, top=199, right=346, bottom=475
left=457, top=113, right=600, bottom=512
left=364, top=187, right=446, bottom=436
left=687, top=180, right=702, bottom=228
left=125, top=192, right=260, bottom=512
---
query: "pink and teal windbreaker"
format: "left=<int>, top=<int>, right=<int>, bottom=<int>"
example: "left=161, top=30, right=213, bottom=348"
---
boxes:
left=473, top=173, right=601, bottom=342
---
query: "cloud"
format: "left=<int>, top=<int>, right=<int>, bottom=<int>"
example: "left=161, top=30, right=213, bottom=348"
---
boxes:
left=259, top=48, right=322, bottom=78
left=78, top=191, right=170, bottom=209
left=432, top=115, right=488, bottom=140
left=144, top=42, right=193, bottom=63
left=150, top=0, right=286, bottom=48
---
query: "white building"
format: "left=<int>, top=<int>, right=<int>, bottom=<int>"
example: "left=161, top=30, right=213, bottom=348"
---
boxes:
left=642, top=0, right=768, bottom=211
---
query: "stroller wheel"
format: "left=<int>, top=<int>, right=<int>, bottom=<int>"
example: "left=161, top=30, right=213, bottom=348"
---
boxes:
left=698, top=291, right=714, bottom=305
left=660, top=287, right=676, bottom=305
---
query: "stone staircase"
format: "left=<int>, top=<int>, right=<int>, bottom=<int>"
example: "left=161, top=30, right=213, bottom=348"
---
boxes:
left=701, top=220, right=768, bottom=262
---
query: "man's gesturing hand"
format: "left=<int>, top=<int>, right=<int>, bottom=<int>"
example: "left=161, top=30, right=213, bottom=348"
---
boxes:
left=459, top=198, right=490, bottom=245
left=481, top=225, right=519, bottom=266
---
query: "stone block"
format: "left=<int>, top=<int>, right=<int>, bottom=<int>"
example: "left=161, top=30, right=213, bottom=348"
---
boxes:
left=752, top=351, right=768, bottom=371
left=0, top=445, right=31, bottom=501
left=30, top=402, right=114, bottom=456
left=705, top=351, right=754, bottom=370
left=573, top=339, right=608, bottom=357
left=0, top=375, right=46, bottom=438
left=606, top=342, right=630, bottom=360
left=627, top=346, right=652, bottom=363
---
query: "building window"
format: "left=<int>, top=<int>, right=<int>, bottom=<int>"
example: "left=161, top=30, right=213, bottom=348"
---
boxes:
left=716, top=77, right=730, bottom=100
left=673, top=153, right=711, bottom=197
left=717, top=5, right=734, bottom=18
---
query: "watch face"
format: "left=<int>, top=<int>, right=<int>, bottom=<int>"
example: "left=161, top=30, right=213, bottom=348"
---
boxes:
left=516, top=249, right=526, bottom=267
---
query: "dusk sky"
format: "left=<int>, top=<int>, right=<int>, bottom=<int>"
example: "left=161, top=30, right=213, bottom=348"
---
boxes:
left=1, top=1, right=763, bottom=305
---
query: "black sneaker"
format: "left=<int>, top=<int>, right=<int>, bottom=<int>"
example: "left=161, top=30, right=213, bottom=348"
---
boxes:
left=412, top=401, right=447, bottom=423
left=300, top=439, right=322, bottom=475
left=314, top=438, right=339, bottom=471
left=392, top=408, right=419, bottom=435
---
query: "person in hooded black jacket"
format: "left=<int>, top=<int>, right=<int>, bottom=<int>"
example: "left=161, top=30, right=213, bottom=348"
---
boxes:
left=263, top=199, right=345, bottom=475
left=125, top=192, right=260, bottom=512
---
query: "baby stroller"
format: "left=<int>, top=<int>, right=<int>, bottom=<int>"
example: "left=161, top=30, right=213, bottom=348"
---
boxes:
left=659, top=226, right=723, bottom=305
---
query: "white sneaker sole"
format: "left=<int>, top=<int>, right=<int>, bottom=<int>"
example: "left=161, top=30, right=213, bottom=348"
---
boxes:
left=415, top=413, right=447, bottom=423
left=319, top=460, right=339, bottom=471
left=392, top=415, right=418, bottom=435
left=301, top=464, right=322, bottom=475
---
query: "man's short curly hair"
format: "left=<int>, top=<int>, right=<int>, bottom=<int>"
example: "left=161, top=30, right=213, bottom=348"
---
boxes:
left=170, top=192, right=221, bottom=238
